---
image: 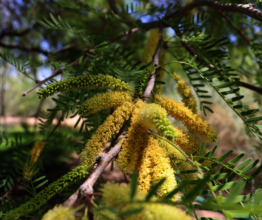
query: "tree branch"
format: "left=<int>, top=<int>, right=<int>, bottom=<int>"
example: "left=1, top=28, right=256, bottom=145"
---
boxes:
left=143, top=37, right=164, bottom=101
left=21, top=28, right=140, bottom=97
left=0, top=23, right=38, bottom=40
left=173, top=27, right=262, bottom=96
left=0, top=42, right=48, bottom=56
left=109, top=28, right=140, bottom=43
left=214, top=9, right=250, bottom=45
left=63, top=138, right=125, bottom=207
left=140, top=1, right=262, bottom=30
left=168, top=1, right=261, bottom=22
left=0, top=178, right=22, bottom=201
left=21, top=52, right=91, bottom=96
left=107, top=0, right=119, bottom=14
left=237, top=81, right=262, bottom=95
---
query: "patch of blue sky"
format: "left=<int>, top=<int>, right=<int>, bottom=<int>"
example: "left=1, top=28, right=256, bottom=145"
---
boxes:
left=37, top=66, right=61, bottom=82
left=229, top=34, right=237, bottom=42
left=40, top=40, right=50, bottom=51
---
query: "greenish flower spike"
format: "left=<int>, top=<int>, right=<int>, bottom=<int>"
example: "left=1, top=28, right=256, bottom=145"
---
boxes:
left=137, top=103, right=177, bottom=141
left=4, top=165, right=90, bottom=220
left=134, top=64, right=156, bottom=98
left=37, top=74, right=130, bottom=99
left=79, top=91, right=132, bottom=116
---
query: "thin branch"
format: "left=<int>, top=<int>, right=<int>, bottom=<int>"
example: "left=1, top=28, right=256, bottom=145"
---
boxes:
left=22, top=28, right=139, bottom=97
left=0, top=178, right=22, bottom=201
left=0, top=23, right=38, bottom=40
left=214, top=9, right=250, bottom=45
left=173, top=27, right=262, bottom=95
left=143, top=37, right=163, bottom=101
left=63, top=138, right=125, bottom=207
left=85, top=195, right=94, bottom=220
left=51, top=43, right=76, bottom=54
left=21, top=52, right=91, bottom=96
left=237, top=81, right=262, bottom=95
left=0, top=28, right=31, bottom=40
left=44, top=116, right=63, bottom=142
left=107, top=120, right=129, bottom=152
left=140, top=1, right=262, bottom=30
left=107, top=0, right=119, bottom=14
left=0, top=42, right=48, bottom=56
left=109, top=28, right=140, bottom=43
left=168, top=1, right=261, bottom=22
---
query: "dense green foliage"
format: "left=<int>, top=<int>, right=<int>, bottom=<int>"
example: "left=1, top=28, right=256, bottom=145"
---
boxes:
left=1, top=0, right=262, bottom=219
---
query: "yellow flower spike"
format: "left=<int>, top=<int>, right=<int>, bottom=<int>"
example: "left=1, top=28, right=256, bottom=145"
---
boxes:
left=137, top=103, right=177, bottom=141
left=140, top=29, right=162, bottom=65
left=79, top=91, right=132, bottom=116
left=136, top=143, right=154, bottom=193
left=24, top=141, right=45, bottom=180
left=116, top=100, right=149, bottom=173
left=154, top=94, right=218, bottom=143
left=160, top=140, right=198, bottom=191
left=149, top=138, right=178, bottom=201
left=174, top=126, right=207, bottom=156
left=154, top=52, right=168, bottom=95
left=41, top=205, right=75, bottom=220
left=100, top=183, right=192, bottom=220
left=172, top=72, right=198, bottom=114
left=80, top=101, right=134, bottom=166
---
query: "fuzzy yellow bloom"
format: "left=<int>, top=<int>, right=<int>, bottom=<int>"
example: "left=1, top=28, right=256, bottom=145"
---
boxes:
left=140, top=29, right=162, bottom=65
left=150, top=138, right=178, bottom=200
left=79, top=91, right=132, bottom=116
left=136, top=137, right=178, bottom=201
left=37, top=74, right=130, bottom=99
left=154, top=52, right=167, bottom=95
left=116, top=100, right=149, bottom=173
left=100, top=183, right=192, bottom=220
left=42, top=205, right=75, bottom=220
left=24, top=141, right=45, bottom=180
left=80, top=101, right=134, bottom=166
left=137, top=103, right=177, bottom=141
left=154, top=95, right=218, bottom=143
left=136, top=139, right=154, bottom=193
left=174, top=126, right=210, bottom=157
left=160, top=140, right=198, bottom=191
left=172, top=73, right=198, bottom=114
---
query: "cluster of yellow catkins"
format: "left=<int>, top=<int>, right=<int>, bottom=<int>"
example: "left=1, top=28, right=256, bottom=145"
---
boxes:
left=41, top=28, right=218, bottom=219
left=79, top=94, right=217, bottom=201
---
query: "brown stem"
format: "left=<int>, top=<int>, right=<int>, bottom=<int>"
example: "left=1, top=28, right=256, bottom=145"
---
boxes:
left=85, top=195, right=94, bottom=220
left=173, top=27, right=262, bottom=95
left=44, top=116, right=63, bottom=141
left=214, top=9, right=250, bottom=45
left=140, top=1, right=262, bottom=30
left=0, top=42, right=48, bottom=56
left=107, top=120, right=129, bottom=152
left=237, top=81, right=262, bottom=95
left=167, top=1, right=261, bottom=23
left=21, top=52, right=91, bottom=96
left=0, top=178, right=22, bottom=201
left=109, top=28, right=140, bottom=43
left=33, top=99, right=45, bottom=135
left=63, top=138, right=125, bottom=207
left=22, top=28, right=140, bottom=97
left=0, top=23, right=38, bottom=40
left=107, top=0, right=119, bottom=14
left=143, top=37, right=164, bottom=101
